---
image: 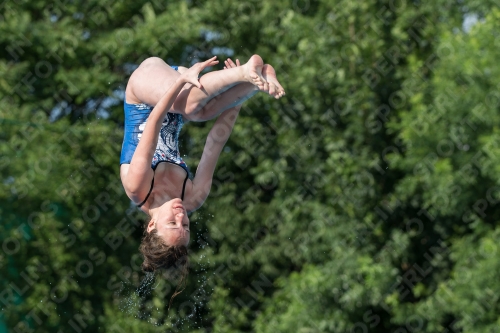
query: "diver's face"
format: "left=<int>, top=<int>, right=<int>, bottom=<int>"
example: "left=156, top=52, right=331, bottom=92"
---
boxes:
left=147, top=198, right=190, bottom=246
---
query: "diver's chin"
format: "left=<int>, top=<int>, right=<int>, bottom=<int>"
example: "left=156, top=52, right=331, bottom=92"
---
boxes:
left=169, top=197, right=183, bottom=207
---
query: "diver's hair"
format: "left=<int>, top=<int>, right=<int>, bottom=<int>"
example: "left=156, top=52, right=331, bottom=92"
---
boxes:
left=139, top=219, right=189, bottom=307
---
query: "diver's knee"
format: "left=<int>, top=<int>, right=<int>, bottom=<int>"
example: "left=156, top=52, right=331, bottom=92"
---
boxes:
left=140, top=57, right=166, bottom=67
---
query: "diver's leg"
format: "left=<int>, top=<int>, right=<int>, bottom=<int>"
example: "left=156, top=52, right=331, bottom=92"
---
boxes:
left=186, top=82, right=258, bottom=122
left=125, top=57, right=181, bottom=106
left=126, top=55, right=268, bottom=116
left=172, top=54, right=269, bottom=116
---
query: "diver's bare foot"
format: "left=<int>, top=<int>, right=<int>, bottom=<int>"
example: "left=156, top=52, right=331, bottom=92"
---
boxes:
left=262, top=64, right=285, bottom=99
left=244, top=55, right=268, bottom=92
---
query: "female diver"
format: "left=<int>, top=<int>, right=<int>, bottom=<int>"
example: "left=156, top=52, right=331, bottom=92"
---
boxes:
left=119, top=55, right=284, bottom=278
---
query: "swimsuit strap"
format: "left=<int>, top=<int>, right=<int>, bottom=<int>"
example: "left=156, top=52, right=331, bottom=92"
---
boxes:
left=181, top=171, right=188, bottom=201
left=137, top=166, right=189, bottom=207
left=137, top=177, right=154, bottom=207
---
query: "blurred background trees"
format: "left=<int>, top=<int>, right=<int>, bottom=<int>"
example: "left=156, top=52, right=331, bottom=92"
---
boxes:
left=1, top=0, right=500, bottom=332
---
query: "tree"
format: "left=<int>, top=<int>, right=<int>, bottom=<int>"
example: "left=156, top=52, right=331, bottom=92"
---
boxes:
left=1, top=0, right=500, bottom=332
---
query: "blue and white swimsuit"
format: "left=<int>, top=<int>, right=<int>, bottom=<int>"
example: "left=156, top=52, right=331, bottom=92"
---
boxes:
left=120, top=65, right=189, bottom=206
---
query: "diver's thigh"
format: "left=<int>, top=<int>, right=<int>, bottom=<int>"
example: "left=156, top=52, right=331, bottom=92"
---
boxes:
left=126, top=57, right=181, bottom=106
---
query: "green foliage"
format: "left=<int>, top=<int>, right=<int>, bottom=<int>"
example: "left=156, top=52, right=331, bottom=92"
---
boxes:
left=2, top=0, right=500, bottom=332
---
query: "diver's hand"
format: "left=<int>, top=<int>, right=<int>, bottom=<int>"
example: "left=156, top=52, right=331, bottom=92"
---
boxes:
left=223, top=58, right=241, bottom=69
left=179, top=56, right=219, bottom=88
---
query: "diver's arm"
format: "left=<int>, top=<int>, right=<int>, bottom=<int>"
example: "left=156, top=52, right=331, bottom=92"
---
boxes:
left=123, top=78, right=186, bottom=202
left=185, top=106, right=240, bottom=211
